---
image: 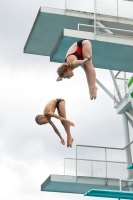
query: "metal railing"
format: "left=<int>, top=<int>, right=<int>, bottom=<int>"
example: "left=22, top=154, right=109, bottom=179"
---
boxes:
left=65, top=0, right=133, bottom=38
left=64, top=158, right=127, bottom=179
left=78, top=24, right=133, bottom=34
left=65, top=0, right=133, bottom=20
left=64, top=141, right=133, bottom=180
left=77, top=23, right=133, bottom=38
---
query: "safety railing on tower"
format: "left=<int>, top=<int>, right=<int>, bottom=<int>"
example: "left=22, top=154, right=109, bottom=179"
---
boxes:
left=64, top=141, right=133, bottom=180
left=65, top=0, right=133, bottom=38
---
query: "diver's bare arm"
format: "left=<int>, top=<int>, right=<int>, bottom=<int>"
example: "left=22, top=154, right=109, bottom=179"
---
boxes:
left=46, top=112, right=74, bottom=126
left=70, top=56, right=92, bottom=69
left=49, top=119, right=62, bottom=139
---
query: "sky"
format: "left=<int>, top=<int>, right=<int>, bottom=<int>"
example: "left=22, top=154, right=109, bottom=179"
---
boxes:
left=0, top=0, right=133, bottom=200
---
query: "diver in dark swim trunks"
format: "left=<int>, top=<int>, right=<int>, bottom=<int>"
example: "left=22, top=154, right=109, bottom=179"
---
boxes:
left=56, top=39, right=98, bottom=100
left=56, top=98, right=65, bottom=109
left=35, top=99, right=74, bottom=148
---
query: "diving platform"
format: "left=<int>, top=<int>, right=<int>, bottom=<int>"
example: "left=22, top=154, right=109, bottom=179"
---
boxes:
left=24, top=7, right=133, bottom=73
left=50, top=29, right=133, bottom=72
left=84, top=189, right=133, bottom=199
left=41, top=175, right=129, bottom=194
left=41, top=142, right=133, bottom=194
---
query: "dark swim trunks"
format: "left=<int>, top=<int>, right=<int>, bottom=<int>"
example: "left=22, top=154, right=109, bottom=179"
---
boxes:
left=65, top=39, right=86, bottom=62
left=56, top=98, right=65, bottom=109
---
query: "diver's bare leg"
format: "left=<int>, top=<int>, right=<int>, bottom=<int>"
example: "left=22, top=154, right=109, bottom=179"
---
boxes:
left=82, top=40, right=98, bottom=99
left=83, top=65, right=93, bottom=99
left=84, top=63, right=98, bottom=99
left=57, top=101, right=74, bottom=148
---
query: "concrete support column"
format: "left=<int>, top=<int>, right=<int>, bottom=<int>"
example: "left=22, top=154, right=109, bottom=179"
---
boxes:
left=122, top=113, right=133, bottom=178
left=122, top=114, right=132, bottom=173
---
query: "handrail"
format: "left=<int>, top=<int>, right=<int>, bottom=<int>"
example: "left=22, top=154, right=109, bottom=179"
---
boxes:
left=76, top=140, right=133, bottom=150
left=65, top=157, right=126, bottom=164
left=78, top=23, right=133, bottom=34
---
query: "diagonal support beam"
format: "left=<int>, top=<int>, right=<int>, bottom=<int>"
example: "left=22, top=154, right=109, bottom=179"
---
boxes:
left=115, top=71, right=121, bottom=78
left=110, top=70, right=122, bottom=101
left=96, top=78, right=119, bottom=104
left=125, top=111, right=133, bottom=121
left=96, top=21, right=114, bottom=35
left=128, top=118, right=133, bottom=128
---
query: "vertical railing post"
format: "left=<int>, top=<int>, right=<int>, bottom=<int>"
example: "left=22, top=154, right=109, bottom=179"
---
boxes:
left=65, top=0, right=67, bottom=10
left=65, top=0, right=67, bottom=15
left=64, top=158, right=65, bottom=175
left=116, top=0, right=118, bottom=18
left=119, top=179, right=122, bottom=191
left=105, top=148, right=107, bottom=184
left=76, top=145, right=77, bottom=182
left=94, top=0, right=96, bottom=39
left=91, top=161, right=93, bottom=177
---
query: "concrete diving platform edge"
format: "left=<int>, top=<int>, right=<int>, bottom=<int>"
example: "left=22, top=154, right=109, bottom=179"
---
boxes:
left=41, top=174, right=129, bottom=194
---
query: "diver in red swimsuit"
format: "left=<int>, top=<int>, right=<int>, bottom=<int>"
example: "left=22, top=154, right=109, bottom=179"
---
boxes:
left=56, top=39, right=98, bottom=100
left=65, top=39, right=84, bottom=62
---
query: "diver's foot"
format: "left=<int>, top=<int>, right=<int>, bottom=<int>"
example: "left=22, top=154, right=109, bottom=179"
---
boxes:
left=89, top=93, right=93, bottom=100
left=67, top=136, right=74, bottom=148
left=91, top=86, right=98, bottom=99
